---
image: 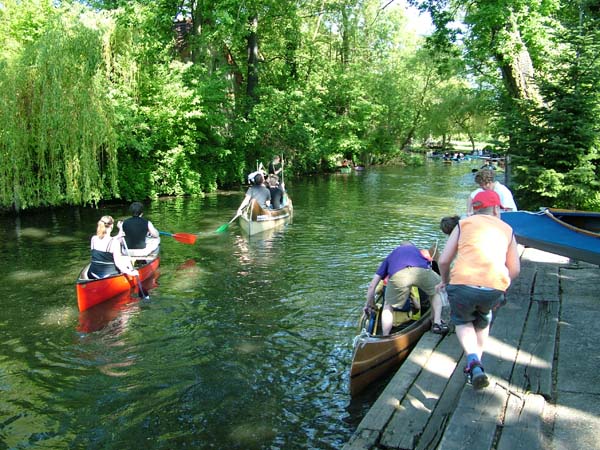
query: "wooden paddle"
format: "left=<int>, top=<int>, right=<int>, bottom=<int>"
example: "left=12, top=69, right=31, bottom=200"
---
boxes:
left=159, top=230, right=197, bottom=244
left=215, top=212, right=241, bottom=233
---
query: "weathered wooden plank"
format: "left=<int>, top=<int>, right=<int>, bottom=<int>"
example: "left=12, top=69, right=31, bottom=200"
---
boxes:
left=437, top=383, right=507, bottom=450
left=343, top=333, right=443, bottom=450
left=380, top=335, right=463, bottom=449
left=435, top=261, right=537, bottom=450
left=485, top=264, right=536, bottom=384
left=415, top=353, right=466, bottom=450
left=497, top=393, right=547, bottom=450
left=511, top=264, right=559, bottom=398
left=343, top=429, right=380, bottom=450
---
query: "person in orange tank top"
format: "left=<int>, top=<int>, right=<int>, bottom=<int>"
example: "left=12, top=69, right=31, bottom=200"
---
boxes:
left=436, top=190, right=521, bottom=389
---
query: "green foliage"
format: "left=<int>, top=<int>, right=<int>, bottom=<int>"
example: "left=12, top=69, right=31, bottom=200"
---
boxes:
left=0, top=0, right=526, bottom=210
left=508, top=17, right=600, bottom=210
left=0, top=1, right=117, bottom=210
left=414, top=0, right=599, bottom=211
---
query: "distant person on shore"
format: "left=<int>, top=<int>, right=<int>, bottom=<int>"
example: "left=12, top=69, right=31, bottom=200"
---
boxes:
left=119, top=202, right=160, bottom=257
left=467, top=169, right=517, bottom=215
left=364, top=242, right=447, bottom=336
left=437, top=190, right=520, bottom=389
left=88, top=216, right=138, bottom=279
left=237, top=173, right=271, bottom=214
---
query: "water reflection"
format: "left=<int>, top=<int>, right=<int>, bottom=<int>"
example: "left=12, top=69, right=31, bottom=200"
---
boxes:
left=0, top=163, right=475, bottom=449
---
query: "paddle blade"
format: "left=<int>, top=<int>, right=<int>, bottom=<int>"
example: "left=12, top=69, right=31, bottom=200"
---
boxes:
left=215, top=223, right=229, bottom=233
left=172, top=233, right=197, bottom=244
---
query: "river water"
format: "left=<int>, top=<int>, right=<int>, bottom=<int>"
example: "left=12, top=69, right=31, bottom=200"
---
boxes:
left=0, top=162, right=476, bottom=449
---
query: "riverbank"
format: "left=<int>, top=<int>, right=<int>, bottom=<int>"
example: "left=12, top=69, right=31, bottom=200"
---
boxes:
left=344, top=247, right=600, bottom=449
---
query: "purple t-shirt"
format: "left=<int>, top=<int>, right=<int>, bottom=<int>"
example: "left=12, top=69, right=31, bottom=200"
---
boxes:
left=376, top=244, right=430, bottom=278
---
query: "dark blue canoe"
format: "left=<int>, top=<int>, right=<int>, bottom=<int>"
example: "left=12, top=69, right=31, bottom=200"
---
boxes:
left=501, top=209, right=600, bottom=265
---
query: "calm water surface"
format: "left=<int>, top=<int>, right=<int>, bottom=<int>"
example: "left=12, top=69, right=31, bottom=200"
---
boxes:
left=0, top=163, right=476, bottom=449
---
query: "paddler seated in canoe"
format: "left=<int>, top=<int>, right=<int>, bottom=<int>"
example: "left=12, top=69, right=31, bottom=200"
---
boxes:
left=364, top=241, right=447, bottom=336
left=88, top=215, right=139, bottom=279
left=118, top=202, right=160, bottom=257
left=267, top=174, right=285, bottom=209
left=237, top=172, right=271, bottom=214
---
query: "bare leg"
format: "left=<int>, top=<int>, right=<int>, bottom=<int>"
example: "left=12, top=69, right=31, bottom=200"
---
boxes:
left=430, top=292, right=442, bottom=324
left=475, top=325, right=490, bottom=361
left=381, top=304, right=394, bottom=336
left=455, top=323, right=490, bottom=360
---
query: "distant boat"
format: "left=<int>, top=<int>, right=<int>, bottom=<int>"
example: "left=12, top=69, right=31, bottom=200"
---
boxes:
left=239, top=198, right=293, bottom=236
left=501, top=208, right=600, bottom=265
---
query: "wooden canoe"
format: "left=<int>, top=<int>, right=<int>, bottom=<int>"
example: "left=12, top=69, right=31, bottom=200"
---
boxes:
left=349, top=296, right=432, bottom=396
left=239, top=198, right=293, bottom=236
left=501, top=208, right=600, bottom=265
left=76, top=253, right=160, bottom=312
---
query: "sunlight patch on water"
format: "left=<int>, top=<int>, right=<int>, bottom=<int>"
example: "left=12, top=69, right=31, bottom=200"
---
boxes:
left=229, top=423, right=277, bottom=447
left=46, top=235, right=78, bottom=244
left=8, top=269, right=52, bottom=282
left=18, top=227, right=48, bottom=239
left=39, top=305, right=78, bottom=327
left=236, top=340, right=262, bottom=354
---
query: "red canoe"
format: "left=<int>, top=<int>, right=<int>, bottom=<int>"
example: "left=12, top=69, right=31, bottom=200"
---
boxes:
left=76, top=255, right=160, bottom=312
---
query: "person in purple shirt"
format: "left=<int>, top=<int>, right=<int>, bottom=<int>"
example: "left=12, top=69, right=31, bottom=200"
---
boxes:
left=364, top=242, right=446, bottom=335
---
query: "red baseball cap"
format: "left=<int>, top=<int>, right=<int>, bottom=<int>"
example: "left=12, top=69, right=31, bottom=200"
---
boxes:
left=472, top=190, right=504, bottom=210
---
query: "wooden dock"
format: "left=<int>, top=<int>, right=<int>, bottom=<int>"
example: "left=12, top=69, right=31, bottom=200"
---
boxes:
left=344, top=247, right=600, bottom=450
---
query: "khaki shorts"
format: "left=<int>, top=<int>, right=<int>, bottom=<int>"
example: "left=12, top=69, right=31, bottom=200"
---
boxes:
left=384, top=267, right=440, bottom=307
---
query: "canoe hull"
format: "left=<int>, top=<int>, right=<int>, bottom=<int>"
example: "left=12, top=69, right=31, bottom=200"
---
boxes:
left=76, top=256, right=160, bottom=312
left=501, top=209, right=600, bottom=265
left=239, top=198, right=293, bottom=236
left=349, top=312, right=431, bottom=396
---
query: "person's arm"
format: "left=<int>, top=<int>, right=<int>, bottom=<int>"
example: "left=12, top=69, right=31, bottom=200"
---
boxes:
left=466, top=194, right=474, bottom=216
left=437, top=226, right=459, bottom=289
left=147, top=221, right=159, bottom=238
left=498, top=183, right=517, bottom=211
left=112, top=240, right=138, bottom=276
left=505, top=235, right=521, bottom=281
left=237, top=194, right=251, bottom=214
left=365, top=274, right=382, bottom=312
left=115, top=220, right=125, bottom=239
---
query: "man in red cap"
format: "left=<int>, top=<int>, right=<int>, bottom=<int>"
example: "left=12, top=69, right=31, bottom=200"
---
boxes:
left=436, top=190, right=520, bottom=389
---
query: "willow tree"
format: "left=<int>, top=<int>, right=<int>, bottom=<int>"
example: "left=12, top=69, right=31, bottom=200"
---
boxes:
left=0, top=2, right=117, bottom=211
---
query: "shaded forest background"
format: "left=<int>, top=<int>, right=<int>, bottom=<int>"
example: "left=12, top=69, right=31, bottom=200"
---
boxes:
left=0, top=0, right=598, bottom=212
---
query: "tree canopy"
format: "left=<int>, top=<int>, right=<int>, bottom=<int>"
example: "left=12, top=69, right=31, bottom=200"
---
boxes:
left=0, top=0, right=597, bottom=211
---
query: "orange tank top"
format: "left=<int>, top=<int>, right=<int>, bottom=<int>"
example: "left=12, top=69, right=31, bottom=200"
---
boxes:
left=450, top=215, right=514, bottom=291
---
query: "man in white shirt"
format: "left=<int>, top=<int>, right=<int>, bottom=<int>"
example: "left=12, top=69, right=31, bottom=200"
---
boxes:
left=467, top=169, right=517, bottom=215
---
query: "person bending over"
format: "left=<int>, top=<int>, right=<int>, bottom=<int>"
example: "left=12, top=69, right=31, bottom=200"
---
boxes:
left=365, top=242, right=446, bottom=336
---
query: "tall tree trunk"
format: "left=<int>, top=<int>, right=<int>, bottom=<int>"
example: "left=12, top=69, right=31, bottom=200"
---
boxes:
left=246, top=14, right=259, bottom=107
left=341, top=7, right=350, bottom=67
left=494, top=11, right=543, bottom=105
